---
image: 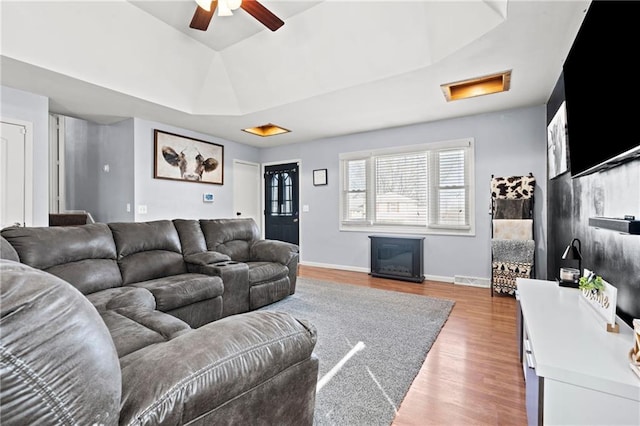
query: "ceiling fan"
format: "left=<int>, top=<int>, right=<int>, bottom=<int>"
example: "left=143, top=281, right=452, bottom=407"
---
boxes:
left=190, top=0, right=284, bottom=32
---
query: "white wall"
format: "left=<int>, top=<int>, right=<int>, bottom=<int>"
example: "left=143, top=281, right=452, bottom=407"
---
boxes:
left=260, top=106, right=548, bottom=283
left=0, top=85, right=49, bottom=226
left=132, top=118, right=260, bottom=221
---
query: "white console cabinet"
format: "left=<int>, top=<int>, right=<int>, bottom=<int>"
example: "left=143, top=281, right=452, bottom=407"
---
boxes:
left=516, top=278, right=640, bottom=426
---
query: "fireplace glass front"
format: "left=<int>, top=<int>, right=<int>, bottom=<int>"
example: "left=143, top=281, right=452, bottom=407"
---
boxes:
left=369, top=235, right=425, bottom=283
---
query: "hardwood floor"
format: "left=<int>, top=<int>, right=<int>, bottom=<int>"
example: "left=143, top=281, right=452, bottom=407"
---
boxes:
left=298, top=265, right=527, bottom=426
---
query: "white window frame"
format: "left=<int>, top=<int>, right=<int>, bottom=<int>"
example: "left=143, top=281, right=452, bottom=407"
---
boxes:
left=339, top=138, right=475, bottom=236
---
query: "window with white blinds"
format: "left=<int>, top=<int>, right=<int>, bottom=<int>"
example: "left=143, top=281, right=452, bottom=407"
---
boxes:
left=339, top=138, right=474, bottom=235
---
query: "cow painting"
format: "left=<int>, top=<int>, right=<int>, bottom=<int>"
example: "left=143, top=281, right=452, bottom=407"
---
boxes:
left=154, top=130, right=224, bottom=184
left=161, top=146, right=219, bottom=181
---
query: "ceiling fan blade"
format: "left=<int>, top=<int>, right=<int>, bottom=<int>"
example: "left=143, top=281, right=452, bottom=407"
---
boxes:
left=190, top=1, right=218, bottom=31
left=241, top=0, right=284, bottom=32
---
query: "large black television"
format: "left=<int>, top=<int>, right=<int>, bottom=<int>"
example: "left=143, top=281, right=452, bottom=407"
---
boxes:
left=563, top=0, right=640, bottom=178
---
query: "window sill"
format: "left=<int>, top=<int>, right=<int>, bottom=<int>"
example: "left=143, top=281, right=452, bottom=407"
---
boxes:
left=339, top=224, right=474, bottom=237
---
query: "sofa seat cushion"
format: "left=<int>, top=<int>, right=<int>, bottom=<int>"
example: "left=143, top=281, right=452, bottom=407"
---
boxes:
left=101, top=307, right=191, bottom=359
left=129, top=274, right=223, bottom=312
left=86, top=287, right=157, bottom=312
left=247, top=261, right=289, bottom=285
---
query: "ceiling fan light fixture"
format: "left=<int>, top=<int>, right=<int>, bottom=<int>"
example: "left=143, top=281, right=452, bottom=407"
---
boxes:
left=227, top=0, right=242, bottom=11
left=195, top=0, right=212, bottom=12
left=441, top=70, right=512, bottom=102
left=242, top=123, right=291, bottom=137
left=218, top=0, right=233, bottom=16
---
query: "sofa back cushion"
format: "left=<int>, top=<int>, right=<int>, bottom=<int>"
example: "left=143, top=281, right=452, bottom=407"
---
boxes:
left=200, top=218, right=260, bottom=261
left=0, top=224, right=122, bottom=294
left=108, top=220, right=187, bottom=284
left=173, top=219, right=208, bottom=256
left=0, top=260, right=121, bottom=425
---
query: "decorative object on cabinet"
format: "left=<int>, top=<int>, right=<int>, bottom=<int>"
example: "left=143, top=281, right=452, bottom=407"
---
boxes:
left=631, top=319, right=640, bottom=379
left=490, top=174, right=535, bottom=296
left=559, top=237, right=583, bottom=287
left=559, top=267, right=580, bottom=286
left=578, top=272, right=604, bottom=293
left=579, top=269, right=619, bottom=333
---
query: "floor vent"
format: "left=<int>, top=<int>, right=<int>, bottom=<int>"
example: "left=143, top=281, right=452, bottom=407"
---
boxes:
left=454, top=275, right=490, bottom=288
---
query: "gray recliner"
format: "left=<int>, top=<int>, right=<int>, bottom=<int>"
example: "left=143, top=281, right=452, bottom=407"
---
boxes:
left=201, top=218, right=299, bottom=310
left=0, top=259, right=319, bottom=426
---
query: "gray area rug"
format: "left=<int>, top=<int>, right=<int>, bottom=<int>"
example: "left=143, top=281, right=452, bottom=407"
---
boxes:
left=259, top=277, right=455, bottom=425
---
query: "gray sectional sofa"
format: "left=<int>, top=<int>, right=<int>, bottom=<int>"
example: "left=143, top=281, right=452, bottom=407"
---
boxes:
left=0, top=218, right=318, bottom=426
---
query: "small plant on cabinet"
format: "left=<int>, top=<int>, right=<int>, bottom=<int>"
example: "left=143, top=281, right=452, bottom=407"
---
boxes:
left=579, top=273, right=604, bottom=294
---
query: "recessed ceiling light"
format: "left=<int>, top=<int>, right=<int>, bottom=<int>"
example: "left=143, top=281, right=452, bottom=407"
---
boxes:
left=441, top=70, right=512, bottom=102
left=242, top=123, right=291, bottom=137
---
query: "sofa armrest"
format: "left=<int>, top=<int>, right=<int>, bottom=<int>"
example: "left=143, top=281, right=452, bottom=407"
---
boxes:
left=183, top=251, right=231, bottom=266
left=250, top=239, right=299, bottom=265
left=119, top=310, right=317, bottom=426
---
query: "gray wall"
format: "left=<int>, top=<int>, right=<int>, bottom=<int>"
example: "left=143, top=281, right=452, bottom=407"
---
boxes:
left=99, top=119, right=135, bottom=222
left=261, top=106, right=548, bottom=283
left=64, top=116, right=101, bottom=218
left=0, top=85, right=49, bottom=226
left=64, top=117, right=135, bottom=223
left=1, top=83, right=548, bottom=284
left=62, top=116, right=261, bottom=223
left=132, top=118, right=260, bottom=221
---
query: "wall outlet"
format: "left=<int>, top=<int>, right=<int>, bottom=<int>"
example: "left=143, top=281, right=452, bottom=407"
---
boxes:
left=138, top=205, right=147, bottom=214
left=126, top=203, right=131, bottom=213
left=203, top=193, right=214, bottom=203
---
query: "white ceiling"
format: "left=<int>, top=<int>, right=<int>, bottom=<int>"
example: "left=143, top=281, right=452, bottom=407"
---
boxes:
left=0, top=0, right=591, bottom=148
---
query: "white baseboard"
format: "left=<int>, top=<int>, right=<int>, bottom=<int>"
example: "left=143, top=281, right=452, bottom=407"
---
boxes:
left=425, top=274, right=454, bottom=284
left=454, top=275, right=491, bottom=288
left=299, top=260, right=370, bottom=274
left=299, top=261, right=460, bottom=285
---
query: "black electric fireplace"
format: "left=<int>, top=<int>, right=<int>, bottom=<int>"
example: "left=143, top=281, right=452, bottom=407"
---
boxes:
left=369, top=235, right=425, bottom=283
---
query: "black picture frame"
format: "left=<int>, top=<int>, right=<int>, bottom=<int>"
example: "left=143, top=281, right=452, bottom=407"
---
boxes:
left=313, top=169, right=328, bottom=186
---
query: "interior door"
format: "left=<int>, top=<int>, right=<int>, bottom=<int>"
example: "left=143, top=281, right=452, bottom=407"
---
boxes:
left=233, top=160, right=261, bottom=231
left=264, top=162, right=299, bottom=244
left=0, top=121, right=27, bottom=229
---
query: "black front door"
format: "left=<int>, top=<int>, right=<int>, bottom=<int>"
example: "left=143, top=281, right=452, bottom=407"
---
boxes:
left=264, top=163, right=299, bottom=244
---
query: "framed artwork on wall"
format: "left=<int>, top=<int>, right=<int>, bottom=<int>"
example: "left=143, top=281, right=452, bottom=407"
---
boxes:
left=153, top=129, right=223, bottom=185
left=313, top=169, right=328, bottom=186
left=547, top=101, right=569, bottom=179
